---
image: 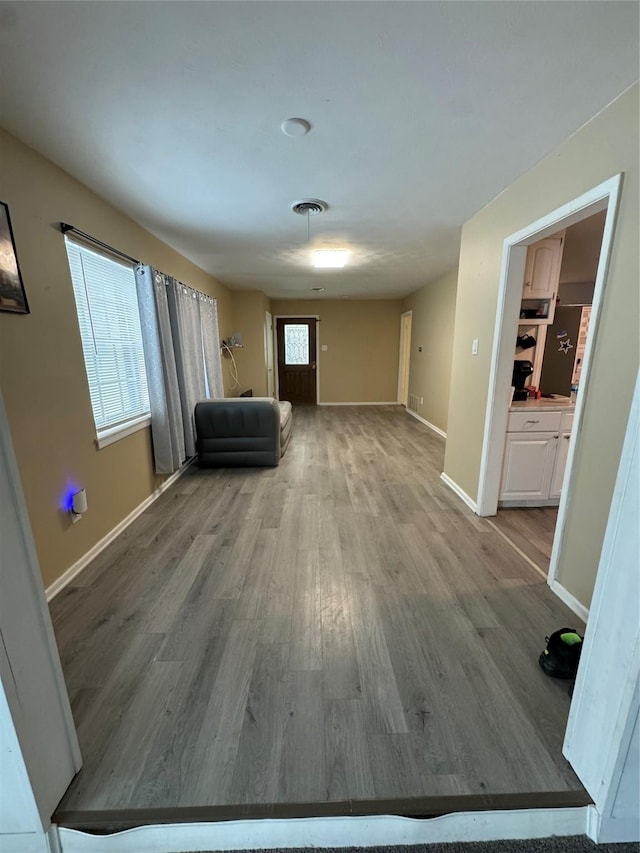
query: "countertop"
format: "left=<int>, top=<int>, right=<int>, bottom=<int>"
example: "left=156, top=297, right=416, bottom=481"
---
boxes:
left=510, top=397, right=575, bottom=412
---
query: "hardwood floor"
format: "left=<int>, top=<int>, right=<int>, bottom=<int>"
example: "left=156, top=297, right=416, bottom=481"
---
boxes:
left=490, top=507, right=559, bottom=575
left=50, top=406, right=585, bottom=816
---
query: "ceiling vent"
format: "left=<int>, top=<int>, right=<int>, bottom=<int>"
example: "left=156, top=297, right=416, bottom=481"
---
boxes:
left=290, top=199, right=328, bottom=216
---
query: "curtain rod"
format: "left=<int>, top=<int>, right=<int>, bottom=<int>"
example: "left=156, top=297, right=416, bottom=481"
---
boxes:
left=60, top=223, right=141, bottom=266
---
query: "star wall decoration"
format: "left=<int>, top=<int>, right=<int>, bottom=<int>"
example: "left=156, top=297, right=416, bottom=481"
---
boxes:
left=558, top=338, right=574, bottom=354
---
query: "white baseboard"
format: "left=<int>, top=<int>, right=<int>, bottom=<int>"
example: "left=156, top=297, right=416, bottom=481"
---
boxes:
left=440, top=472, right=478, bottom=513
left=549, top=578, right=590, bottom=623
left=56, top=807, right=590, bottom=852
left=317, top=401, right=399, bottom=406
left=406, top=407, right=447, bottom=438
left=45, top=460, right=194, bottom=602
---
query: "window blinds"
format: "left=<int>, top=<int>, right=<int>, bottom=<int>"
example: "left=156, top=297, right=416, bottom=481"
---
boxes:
left=65, top=238, right=150, bottom=435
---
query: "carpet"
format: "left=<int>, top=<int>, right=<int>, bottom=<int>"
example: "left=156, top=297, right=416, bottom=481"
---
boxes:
left=185, top=837, right=639, bottom=853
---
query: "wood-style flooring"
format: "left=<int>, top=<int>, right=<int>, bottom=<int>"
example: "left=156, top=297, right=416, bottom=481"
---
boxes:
left=491, top=507, right=559, bottom=576
left=50, top=406, right=585, bottom=818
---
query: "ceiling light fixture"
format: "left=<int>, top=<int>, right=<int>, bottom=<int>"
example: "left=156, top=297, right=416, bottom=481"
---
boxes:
left=311, top=286, right=325, bottom=292
left=312, top=249, right=350, bottom=269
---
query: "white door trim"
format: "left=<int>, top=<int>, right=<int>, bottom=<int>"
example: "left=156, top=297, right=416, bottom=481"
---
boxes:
left=563, top=371, right=639, bottom=843
left=0, top=392, right=81, bottom=837
left=475, top=174, right=623, bottom=595
left=273, top=315, right=321, bottom=404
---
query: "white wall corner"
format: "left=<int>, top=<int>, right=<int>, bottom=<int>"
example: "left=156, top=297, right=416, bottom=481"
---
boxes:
left=585, top=804, right=601, bottom=842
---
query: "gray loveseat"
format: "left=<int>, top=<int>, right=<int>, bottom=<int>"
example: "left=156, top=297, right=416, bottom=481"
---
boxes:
left=194, top=397, right=292, bottom=467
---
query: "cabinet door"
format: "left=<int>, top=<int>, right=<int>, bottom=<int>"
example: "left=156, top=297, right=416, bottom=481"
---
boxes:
left=550, top=431, right=571, bottom=498
left=523, top=237, right=564, bottom=302
left=500, top=431, right=558, bottom=500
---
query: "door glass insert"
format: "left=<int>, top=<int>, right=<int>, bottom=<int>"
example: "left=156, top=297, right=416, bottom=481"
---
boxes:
left=284, top=324, right=309, bottom=365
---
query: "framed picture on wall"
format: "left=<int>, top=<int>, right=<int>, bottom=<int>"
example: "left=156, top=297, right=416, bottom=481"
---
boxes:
left=0, top=201, right=30, bottom=314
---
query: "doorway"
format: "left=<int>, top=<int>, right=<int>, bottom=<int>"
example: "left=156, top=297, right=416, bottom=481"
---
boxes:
left=275, top=316, right=318, bottom=405
left=476, top=175, right=622, bottom=612
left=491, top=210, right=605, bottom=578
left=397, top=310, right=412, bottom=407
left=264, top=311, right=275, bottom=398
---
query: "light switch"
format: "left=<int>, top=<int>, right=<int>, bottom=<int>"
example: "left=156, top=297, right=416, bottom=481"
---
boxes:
left=321, top=344, right=328, bottom=352
left=471, top=339, right=479, bottom=355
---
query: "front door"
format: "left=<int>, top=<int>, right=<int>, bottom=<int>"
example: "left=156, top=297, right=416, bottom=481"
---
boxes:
left=276, top=317, right=317, bottom=404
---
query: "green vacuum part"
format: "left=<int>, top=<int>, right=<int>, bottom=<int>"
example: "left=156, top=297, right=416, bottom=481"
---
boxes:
left=560, top=632, right=583, bottom=646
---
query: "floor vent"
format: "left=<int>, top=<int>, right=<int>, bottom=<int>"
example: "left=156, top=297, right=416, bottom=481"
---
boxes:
left=408, top=394, right=419, bottom=411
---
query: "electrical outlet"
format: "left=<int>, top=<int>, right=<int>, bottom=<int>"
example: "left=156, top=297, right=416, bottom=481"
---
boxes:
left=472, top=338, right=479, bottom=355
left=420, top=397, right=424, bottom=405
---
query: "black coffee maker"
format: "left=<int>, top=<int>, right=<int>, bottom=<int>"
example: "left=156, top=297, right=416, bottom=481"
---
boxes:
left=512, top=360, right=534, bottom=401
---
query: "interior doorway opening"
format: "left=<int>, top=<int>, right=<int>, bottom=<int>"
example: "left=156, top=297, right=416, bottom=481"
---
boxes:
left=264, top=311, right=275, bottom=398
left=490, top=209, right=607, bottom=579
left=397, top=310, right=412, bottom=407
left=476, top=175, right=622, bottom=621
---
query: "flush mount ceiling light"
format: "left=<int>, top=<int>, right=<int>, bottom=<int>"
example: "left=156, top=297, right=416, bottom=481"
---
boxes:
left=312, top=249, right=350, bottom=269
left=311, top=286, right=325, bottom=292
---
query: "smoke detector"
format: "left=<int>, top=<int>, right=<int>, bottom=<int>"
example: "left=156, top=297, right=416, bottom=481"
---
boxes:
left=290, top=199, right=328, bottom=216
left=281, top=118, right=311, bottom=137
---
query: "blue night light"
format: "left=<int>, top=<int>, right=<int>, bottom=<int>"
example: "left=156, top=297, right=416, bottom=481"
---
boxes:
left=61, top=484, right=81, bottom=512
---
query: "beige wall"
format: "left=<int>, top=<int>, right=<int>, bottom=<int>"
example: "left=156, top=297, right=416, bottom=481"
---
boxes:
left=444, top=84, right=639, bottom=608
left=402, top=268, right=458, bottom=433
left=0, top=130, right=233, bottom=589
left=270, top=299, right=402, bottom=403
left=230, top=290, right=271, bottom=397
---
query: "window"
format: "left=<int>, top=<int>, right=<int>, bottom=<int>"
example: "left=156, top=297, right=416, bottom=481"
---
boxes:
left=65, top=238, right=150, bottom=446
left=283, top=323, right=310, bottom=365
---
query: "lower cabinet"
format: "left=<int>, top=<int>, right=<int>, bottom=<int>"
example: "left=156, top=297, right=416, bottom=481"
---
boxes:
left=500, top=409, right=574, bottom=503
left=500, top=432, right=558, bottom=500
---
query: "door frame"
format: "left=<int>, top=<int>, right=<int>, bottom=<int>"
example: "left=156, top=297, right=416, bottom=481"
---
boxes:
left=273, top=315, right=320, bottom=404
left=0, top=392, right=81, bottom=844
left=397, top=310, right=412, bottom=406
left=475, top=174, right=622, bottom=594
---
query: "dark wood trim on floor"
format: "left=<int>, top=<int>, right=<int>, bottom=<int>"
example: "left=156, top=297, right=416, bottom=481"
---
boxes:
left=55, top=790, right=592, bottom=833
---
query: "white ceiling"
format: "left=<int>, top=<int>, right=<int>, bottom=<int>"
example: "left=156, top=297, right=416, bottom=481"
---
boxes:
left=0, top=2, right=637, bottom=299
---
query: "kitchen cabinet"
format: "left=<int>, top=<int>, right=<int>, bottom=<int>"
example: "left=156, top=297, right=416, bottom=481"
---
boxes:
left=549, top=412, right=574, bottom=498
left=500, top=408, right=574, bottom=504
left=519, top=235, right=564, bottom=325
left=500, top=431, right=558, bottom=500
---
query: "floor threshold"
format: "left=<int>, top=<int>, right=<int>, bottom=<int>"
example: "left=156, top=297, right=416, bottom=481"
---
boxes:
left=54, top=790, right=592, bottom=834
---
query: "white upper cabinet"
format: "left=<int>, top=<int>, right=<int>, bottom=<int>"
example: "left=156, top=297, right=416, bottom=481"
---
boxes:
left=523, top=236, right=564, bottom=300
left=520, top=235, right=565, bottom=325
